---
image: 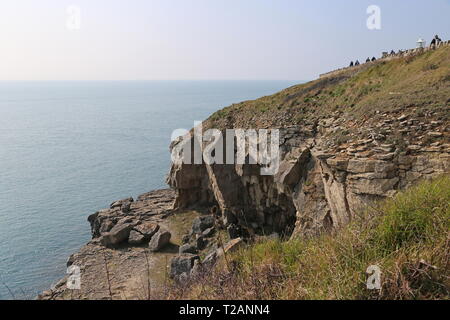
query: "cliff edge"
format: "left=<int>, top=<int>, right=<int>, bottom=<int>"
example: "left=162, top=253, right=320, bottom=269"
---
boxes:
left=168, top=44, right=450, bottom=238
left=40, top=43, right=449, bottom=300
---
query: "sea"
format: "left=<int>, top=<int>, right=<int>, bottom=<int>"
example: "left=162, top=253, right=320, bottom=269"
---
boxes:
left=0, top=80, right=299, bottom=299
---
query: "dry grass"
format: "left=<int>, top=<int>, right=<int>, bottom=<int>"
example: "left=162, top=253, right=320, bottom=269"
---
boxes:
left=206, top=45, right=450, bottom=131
left=166, top=176, right=450, bottom=300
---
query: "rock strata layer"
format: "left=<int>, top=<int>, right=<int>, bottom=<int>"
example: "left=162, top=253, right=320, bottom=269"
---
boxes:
left=167, top=111, right=450, bottom=238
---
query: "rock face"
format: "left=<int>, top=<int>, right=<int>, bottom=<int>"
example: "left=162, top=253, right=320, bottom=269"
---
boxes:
left=167, top=114, right=450, bottom=238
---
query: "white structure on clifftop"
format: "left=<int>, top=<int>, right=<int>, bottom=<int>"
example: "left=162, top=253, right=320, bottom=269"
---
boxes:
left=417, top=38, right=426, bottom=48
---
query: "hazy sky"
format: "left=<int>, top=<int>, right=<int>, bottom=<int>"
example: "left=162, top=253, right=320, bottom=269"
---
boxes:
left=1, top=0, right=449, bottom=81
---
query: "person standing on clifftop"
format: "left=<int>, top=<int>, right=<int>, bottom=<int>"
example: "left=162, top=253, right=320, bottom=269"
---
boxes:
left=431, top=35, right=442, bottom=46
left=349, top=61, right=354, bottom=67
left=355, top=60, right=360, bottom=66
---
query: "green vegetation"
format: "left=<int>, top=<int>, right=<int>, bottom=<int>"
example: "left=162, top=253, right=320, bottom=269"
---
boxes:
left=171, top=47, right=450, bottom=300
left=206, top=45, right=450, bottom=130
left=173, top=176, right=450, bottom=300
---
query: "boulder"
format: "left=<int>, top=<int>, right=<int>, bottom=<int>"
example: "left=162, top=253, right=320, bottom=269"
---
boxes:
left=128, top=230, right=145, bottom=245
left=100, top=223, right=133, bottom=247
left=170, top=254, right=200, bottom=279
left=191, top=216, right=215, bottom=234
left=134, top=222, right=159, bottom=240
left=148, top=229, right=171, bottom=252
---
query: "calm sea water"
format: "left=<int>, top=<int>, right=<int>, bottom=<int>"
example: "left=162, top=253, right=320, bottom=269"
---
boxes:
left=0, top=80, right=298, bottom=299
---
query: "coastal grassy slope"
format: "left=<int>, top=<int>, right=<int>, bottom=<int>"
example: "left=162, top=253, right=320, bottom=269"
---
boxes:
left=169, top=176, right=450, bottom=300
left=207, top=45, right=449, bottom=131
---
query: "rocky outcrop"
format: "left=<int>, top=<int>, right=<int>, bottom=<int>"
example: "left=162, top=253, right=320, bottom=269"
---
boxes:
left=38, top=189, right=221, bottom=300
left=165, top=45, right=450, bottom=239
left=87, top=189, right=175, bottom=247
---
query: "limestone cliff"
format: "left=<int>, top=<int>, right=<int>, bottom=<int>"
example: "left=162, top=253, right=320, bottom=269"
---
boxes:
left=40, top=43, right=449, bottom=300
left=167, top=44, right=450, bottom=238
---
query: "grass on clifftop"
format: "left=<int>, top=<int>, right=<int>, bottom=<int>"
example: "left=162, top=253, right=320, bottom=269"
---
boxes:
left=207, top=45, right=450, bottom=130
left=170, top=176, right=450, bottom=300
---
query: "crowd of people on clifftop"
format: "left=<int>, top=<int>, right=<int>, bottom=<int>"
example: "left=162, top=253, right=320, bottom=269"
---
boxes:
left=349, top=56, right=376, bottom=67
left=348, top=34, right=444, bottom=68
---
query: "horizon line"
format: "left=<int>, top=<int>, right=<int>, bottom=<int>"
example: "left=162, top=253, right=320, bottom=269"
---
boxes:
left=0, top=79, right=307, bottom=82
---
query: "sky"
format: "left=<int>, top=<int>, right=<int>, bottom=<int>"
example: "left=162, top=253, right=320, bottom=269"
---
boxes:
left=0, top=0, right=449, bottom=81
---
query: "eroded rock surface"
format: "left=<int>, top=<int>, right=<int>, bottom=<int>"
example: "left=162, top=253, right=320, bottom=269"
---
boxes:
left=167, top=111, right=450, bottom=238
left=38, top=189, right=194, bottom=300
